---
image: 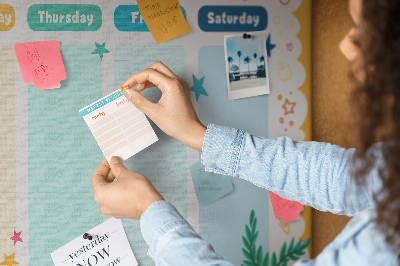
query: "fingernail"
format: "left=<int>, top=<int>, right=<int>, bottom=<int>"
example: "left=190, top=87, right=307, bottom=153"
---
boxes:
left=110, top=156, right=122, bottom=165
left=120, top=85, right=129, bottom=93
left=124, top=89, right=133, bottom=100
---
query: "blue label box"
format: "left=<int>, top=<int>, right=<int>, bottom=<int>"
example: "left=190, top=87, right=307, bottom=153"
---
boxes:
left=79, top=90, right=122, bottom=117
left=198, top=6, right=268, bottom=32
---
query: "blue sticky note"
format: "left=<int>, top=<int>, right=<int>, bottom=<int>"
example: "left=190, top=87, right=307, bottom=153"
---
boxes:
left=189, top=161, right=233, bottom=207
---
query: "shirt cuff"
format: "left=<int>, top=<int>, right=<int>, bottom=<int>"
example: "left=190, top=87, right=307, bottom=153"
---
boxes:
left=140, top=200, right=191, bottom=260
left=201, top=124, right=245, bottom=176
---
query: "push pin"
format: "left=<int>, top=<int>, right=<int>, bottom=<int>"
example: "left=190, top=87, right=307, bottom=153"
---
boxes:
left=83, top=233, right=97, bottom=241
left=242, top=33, right=252, bottom=39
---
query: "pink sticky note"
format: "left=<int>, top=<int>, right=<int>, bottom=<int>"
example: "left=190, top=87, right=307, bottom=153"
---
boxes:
left=269, top=191, right=304, bottom=223
left=14, top=41, right=67, bottom=90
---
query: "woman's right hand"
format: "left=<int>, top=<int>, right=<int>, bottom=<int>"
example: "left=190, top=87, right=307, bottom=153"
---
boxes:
left=120, top=61, right=207, bottom=151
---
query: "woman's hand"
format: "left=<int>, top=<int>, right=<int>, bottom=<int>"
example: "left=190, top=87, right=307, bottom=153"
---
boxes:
left=120, top=61, right=206, bottom=152
left=91, top=157, right=164, bottom=220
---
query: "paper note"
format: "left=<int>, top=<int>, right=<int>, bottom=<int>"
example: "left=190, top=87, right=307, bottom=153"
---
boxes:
left=51, top=218, right=138, bottom=266
left=14, top=41, right=67, bottom=90
left=137, top=0, right=191, bottom=44
left=269, top=191, right=304, bottom=223
left=79, top=89, right=158, bottom=162
left=190, top=161, right=233, bottom=207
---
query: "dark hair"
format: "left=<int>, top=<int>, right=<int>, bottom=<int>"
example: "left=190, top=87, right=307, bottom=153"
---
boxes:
left=349, top=0, right=400, bottom=252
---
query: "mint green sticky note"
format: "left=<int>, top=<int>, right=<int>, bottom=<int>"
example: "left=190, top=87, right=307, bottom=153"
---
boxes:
left=190, top=161, right=233, bottom=207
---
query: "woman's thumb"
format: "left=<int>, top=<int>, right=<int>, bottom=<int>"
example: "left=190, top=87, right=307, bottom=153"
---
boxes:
left=122, top=88, right=154, bottom=116
left=109, top=156, right=128, bottom=178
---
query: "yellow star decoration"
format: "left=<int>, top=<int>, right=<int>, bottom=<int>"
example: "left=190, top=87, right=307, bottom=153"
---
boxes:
left=0, top=253, right=19, bottom=266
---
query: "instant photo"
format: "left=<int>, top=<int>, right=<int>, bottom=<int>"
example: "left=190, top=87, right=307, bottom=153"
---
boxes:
left=224, top=31, right=270, bottom=100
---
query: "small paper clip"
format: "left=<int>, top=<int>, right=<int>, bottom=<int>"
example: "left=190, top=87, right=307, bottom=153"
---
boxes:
left=83, top=233, right=97, bottom=241
left=242, top=33, right=252, bottom=39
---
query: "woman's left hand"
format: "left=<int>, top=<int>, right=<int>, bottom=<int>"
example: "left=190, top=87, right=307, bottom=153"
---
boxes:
left=91, top=157, right=164, bottom=220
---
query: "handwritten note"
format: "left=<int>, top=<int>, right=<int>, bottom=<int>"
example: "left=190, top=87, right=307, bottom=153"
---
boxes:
left=14, top=41, right=67, bottom=90
left=51, top=218, right=137, bottom=266
left=79, top=89, right=158, bottom=162
left=137, top=0, right=191, bottom=44
left=269, top=192, right=304, bottom=223
left=190, top=161, right=233, bottom=207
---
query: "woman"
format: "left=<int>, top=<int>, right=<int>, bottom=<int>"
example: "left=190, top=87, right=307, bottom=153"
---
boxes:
left=91, top=0, right=400, bottom=264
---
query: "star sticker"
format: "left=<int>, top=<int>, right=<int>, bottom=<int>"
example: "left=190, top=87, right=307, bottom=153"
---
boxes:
left=91, top=42, right=110, bottom=60
left=0, top=253, right=19, bottom=266
left=189, top=75, right=208, bottom=102
left=282, top=98, right=296, bottom=115
left=10, top=231, right=23, bottom=246
left=266, top=34, right=276, bottom=58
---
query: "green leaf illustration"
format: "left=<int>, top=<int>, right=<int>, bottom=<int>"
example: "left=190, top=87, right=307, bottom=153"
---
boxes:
left=243, top=236, right=251, bottom=250
left=300, top=237, right=311, bottom=249
left=245, top=225, right=252, bottom=242
left=279, top=242, right=286, bottom=261
left=263, top=252, right=269, bottom=266
left=271, top=252, right=277, bottom=266
left=293, top=238, right=302, bottom=251
left=243, top=260, right=256, bottom=266
left=252, top=217, right=257, bottom=234
left=251, top=245, right=256, bottom=260
left=241, top=210, right=311, bottom=266
left=252, top=231, right=259, bottom=246
left=243, top=248, right=252, bottom=261
left=287, top=237, right=294, bottom=254
left=256, top=246, right=263, bottom=264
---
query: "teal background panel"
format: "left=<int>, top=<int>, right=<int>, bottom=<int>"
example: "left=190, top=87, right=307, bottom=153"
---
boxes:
left=114, top=45, right=187, bottom=265
left=198, top=45, right=270, bottom=265
left=28, top=45, right=103, bottom=265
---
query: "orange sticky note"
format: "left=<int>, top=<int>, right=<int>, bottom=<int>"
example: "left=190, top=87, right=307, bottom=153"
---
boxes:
left=137, top=0, right=191, bottom=44
left=14, top=41, right=67, bottom=90
left=269, top=191, right=304, bottom=223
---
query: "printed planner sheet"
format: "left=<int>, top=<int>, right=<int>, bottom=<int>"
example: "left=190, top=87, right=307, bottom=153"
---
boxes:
left=79, top=89, right=158, bottom=162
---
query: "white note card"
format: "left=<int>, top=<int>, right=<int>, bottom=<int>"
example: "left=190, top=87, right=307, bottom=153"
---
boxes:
left=79, top=89, right=158, bottom=162
left=51, top=218, right=138, bottom=266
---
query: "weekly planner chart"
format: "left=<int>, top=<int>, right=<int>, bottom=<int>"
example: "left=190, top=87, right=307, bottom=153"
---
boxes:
left=0, top=0, right=312, bottom=265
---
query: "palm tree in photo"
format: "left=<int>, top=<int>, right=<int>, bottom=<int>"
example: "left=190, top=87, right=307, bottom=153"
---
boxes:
left=227, top=56, right=234, bottom=83
left=259, top=55, right=266, bottom=77
left=253, top=53, right=258, bottom=74
left=244, top=56, right=251, bottom=78
left=237, top=51, right=242, bottom=77
left=260, top=55, right=265, bottom=70
left=227, top=56, right=234, bottom=73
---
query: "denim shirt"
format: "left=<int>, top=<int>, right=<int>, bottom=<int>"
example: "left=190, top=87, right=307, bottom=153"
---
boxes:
left=140, top=124, right=399, bottom=265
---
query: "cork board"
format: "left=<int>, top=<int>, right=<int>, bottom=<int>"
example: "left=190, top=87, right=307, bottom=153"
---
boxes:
left=0, top=1, right=313, bottom=265
left=311, top=0, right=353, bottom=258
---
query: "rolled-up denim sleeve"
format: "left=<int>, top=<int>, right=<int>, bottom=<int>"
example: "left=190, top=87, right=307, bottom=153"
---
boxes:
left=201, top=124, right=382, bottom=216
left=140, top=200, right=234, bottom=265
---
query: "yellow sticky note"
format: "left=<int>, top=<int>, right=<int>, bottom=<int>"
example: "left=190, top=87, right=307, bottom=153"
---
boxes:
left=137, top=0, right=191, bottom=44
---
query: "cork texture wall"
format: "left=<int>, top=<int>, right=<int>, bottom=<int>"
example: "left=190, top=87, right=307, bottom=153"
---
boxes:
left=311, top=0, right=353, bottom=258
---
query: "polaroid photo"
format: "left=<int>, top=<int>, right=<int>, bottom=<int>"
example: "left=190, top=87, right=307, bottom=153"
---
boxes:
left=224, top=31, right=270, bottom=100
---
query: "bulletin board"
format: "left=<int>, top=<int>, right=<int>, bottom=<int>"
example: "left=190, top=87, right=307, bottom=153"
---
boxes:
left=0, top=0, right=312, bottom=265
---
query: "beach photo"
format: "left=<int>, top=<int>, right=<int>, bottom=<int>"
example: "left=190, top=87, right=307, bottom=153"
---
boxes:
left=224, top=31, right=270, bottom=100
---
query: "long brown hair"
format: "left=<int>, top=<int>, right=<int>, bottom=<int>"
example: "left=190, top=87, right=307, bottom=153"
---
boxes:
left=350, top=0, right=400, bottom=251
